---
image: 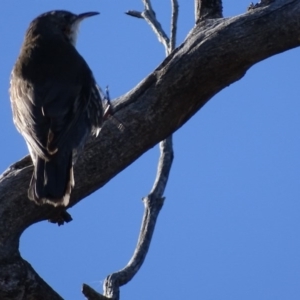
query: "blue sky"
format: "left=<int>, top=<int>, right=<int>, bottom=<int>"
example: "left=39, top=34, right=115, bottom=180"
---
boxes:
left=1, top=1, right=300, bottom=299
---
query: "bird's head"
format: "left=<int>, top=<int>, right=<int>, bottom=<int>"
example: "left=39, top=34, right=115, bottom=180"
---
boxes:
left=29, top=10, right=99, bottom=46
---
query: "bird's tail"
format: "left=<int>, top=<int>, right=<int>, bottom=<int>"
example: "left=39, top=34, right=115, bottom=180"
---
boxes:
left=28, top=151, right=74, bottom=206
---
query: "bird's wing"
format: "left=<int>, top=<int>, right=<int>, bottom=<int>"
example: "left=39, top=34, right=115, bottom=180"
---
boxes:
left=42, top=81, right=92, bottom=154
left=10, top=76, right=51, bottom=160
left=10, top=68, right=94, bottom=160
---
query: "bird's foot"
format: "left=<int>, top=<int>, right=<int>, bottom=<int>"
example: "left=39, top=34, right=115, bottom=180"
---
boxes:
left=48, top=209, right=73, bottom=226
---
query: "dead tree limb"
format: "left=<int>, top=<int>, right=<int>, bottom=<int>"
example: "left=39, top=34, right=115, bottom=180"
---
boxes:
left=84, top=1, right=178, bottom=298
left=195, top=0, right=223, bottom=23
left=0, top=1, right=299, bottom=298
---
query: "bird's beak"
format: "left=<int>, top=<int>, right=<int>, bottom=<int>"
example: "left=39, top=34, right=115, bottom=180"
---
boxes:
left=69, top=12, right=99, bottom=46
left=76, top=12, right=100, bottom=22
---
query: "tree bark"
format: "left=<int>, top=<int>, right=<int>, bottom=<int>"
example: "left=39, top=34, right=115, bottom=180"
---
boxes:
left=195, top=0, right=223, bottom=22
left=0, top=0, right=299, bottom=298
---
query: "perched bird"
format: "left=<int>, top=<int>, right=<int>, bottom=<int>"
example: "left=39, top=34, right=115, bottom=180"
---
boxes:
left=10, top=10, right=104, bottom=206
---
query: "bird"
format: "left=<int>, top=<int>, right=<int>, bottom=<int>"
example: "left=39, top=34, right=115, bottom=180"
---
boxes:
left=10, top=10, right=104, bottom=207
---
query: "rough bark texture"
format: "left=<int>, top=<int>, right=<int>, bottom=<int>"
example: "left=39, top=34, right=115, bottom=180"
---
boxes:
left=195, top=0, right=223, bottom=22
left=0, top=0, right=300, bottom=298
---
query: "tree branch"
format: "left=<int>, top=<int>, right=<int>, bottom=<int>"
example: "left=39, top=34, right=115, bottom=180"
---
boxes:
left=82, top=284, right=110, bottom=300
left=1, top=1, right=300, bottom=298
left=195, top=0, right=223, bottom=23
left=141, top=10, right=170, bottom=55
left=126, top=0, right=171, bottom=55
left=84, top=1, right=177, bottom=298
left=170, top=0, right=179, bottom=51
left=101, top=195, right=164, bottom=299
left=125, top=10, right=143, bottom=19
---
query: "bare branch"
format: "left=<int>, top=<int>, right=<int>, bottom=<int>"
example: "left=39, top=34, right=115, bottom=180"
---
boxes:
left=93, top=2, right=176, bottom=299
left=195, top=0, right=200, bottom=22
left=195, top=0, right=223, bottom=23
left=125, top=10, right=143, bottom=19
left=82, top=284, right=110, bottom=300
left=170, top=0, right=179, bottom=52
left=101, top=195, right=164, bottom=299
left=98, top=137, right=173, bottom=299
left=1, top=1, right=300, bottom=298
left=142, top=0, right=154, bottom=13
left=126, top=1, right=170, bottom=55
left=150, top=137, right=174, bottom=196
left=141, top=10, right=170, bottom=55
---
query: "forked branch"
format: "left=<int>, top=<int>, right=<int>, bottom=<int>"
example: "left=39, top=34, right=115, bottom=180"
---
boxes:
left=83, top=1, right=178, bottom=299
left=1, top=1, right=299, bottom=299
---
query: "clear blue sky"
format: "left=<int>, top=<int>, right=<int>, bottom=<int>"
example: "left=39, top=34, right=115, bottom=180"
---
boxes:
left=1, top=1, right=300, bottom=299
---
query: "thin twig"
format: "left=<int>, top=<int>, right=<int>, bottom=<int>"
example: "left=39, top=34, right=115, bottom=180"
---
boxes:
left=126, top=1, right=171, bottom=55
left=170, top=0, right=179, bottom=53
left=102, top=195, right=165, bottom=298
left=150, top=137, right=174, bottom=197
left=84, top=2, right=178, bottom=299
left=82, top=284, right=110, bottom=300
left=195, top=0, right=200, bottom=22
left=125, top=10, right=143, bottom=19
left=141, top=0, right=170, bottom=56
left=142, top=0, right=154, bottom=14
